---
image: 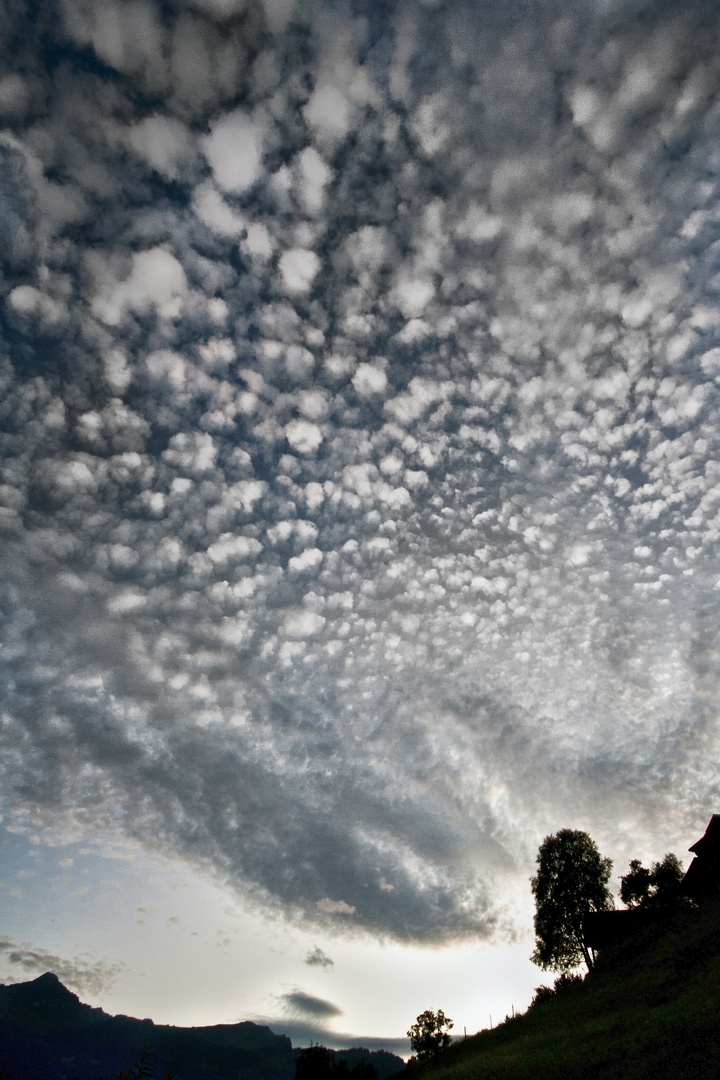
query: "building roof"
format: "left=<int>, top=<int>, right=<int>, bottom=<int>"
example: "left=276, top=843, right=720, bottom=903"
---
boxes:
left=688, top=814, right=720, bottom=857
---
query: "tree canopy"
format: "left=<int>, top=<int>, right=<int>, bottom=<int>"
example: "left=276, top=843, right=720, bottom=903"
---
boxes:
left=295, top=1046, right=377, bottom=1080
left=620, top=853, right=685, bottom=911
left=407, top=1010, right=454, bottom=1060
left=531, top=829, right=614, bottom=972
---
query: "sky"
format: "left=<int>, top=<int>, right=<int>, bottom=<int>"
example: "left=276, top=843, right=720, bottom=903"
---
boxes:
left=1, top=0, right=720, bottom=1055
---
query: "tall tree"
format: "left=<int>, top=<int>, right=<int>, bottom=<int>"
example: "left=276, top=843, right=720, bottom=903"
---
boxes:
left=531, top=829, right=614, bottom=972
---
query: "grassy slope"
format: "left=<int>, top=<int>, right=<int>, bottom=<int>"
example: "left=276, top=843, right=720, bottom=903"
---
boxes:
left=404, top=901, right=720, bottom=1080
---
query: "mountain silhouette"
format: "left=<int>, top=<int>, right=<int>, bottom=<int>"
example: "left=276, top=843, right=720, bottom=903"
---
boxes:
left=0, top=972, right=108, bottom=1036
left=0, top=973, right=403, bottom=1080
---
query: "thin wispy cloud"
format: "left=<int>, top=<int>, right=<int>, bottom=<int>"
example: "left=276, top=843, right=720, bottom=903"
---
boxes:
left=0, top=0, right=719, bottom=959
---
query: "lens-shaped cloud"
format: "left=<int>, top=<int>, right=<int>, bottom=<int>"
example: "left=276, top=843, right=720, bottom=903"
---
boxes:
left=281, top=991, right=343, bottom=1020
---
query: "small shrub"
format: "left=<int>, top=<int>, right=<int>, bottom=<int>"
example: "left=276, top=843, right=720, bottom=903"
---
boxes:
left=530, top=971, right=583, bottom=1007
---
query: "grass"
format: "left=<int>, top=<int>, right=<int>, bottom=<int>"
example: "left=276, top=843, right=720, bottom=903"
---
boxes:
left=402, top=901, right=720, bottom=1080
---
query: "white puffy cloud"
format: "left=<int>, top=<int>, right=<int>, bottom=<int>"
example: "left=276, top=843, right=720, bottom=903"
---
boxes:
left=285, top=418, right=323, bottom=454
left=91, top=248, right=187, bottom=326
left=284, top=609, right=326, bottom=637
left=243, top=222, right=274, bottom=259
left=304, top=85, right=351, bottom=141
left=295, top=147, right=332, bottom=215
left=192, top=181, right=247, bottom=237
left=288, top=547, right=323, bottom=573
left=352, top=364, right=387, bottom=397
left=162, top=432, right=217, bottom=475
left=8, top=286, right=67, bottom=329
left=202, top=109, right=265, bottom=194
left=384, top=378, right=444, bottom=425
left=279, top=248, right=321, bottom=295
left=391, top=274, right=435, bottom=318
left=206, top=534, right=262, bottom=565
left=412, top=91, right=451, bottom=156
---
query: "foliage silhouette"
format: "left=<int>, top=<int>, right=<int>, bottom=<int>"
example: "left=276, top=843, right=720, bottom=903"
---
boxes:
left=620, top=853, right=686, bottom=912
left=531, top=829, right=613, bottom=972
left=530, top=972, right=583, bottom=1007
left=619, top=859, right=653, bottom=908
left=294, top=1044, right=377, bottom=1080
left=406, top=1011, right=453, bottom=1061
left=295, top=1043, right=335, bottom=1080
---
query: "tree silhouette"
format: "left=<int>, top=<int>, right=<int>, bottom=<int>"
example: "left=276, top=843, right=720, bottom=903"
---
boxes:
left=619, top=859, right=653, bottom=907
left=294, top=1045, right=377, bottom=1080
left=531, top=829, right=613, bottom=972
left=407, top=1010, right=453, bottom=1060
left=295, top=1044, right=335, bottom=1080
left=620, top=853, right=685, bottom=911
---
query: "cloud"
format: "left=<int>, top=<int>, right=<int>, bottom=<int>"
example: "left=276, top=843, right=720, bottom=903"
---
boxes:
left=62, top=0, right=166, bottom=90
left=316, top=899, right=356, bottom=917
left=91, top=248, right=187, bottom=326
left=0, top=939, right=122, bottom=998
left=281, top=990, right=343, bottom=1020
left=285, top=419, right=324, bottom=454
left=202, top=109, right=266, bottom=194
left=284, top=608, right=325, bottom=636
left=193, top=181, right=248, bottom=237
left=295, top=147, right=332, bottom=215
left=352, top=364, right=387, bottom=398
left=2, top=0, right=720, bottom=955
left=305, top=946, right=334, bottom=969
left=279, top=249, right=322, bottom=295
left=304, top=85, right=351, bottom=141
left=256, top=1018, right=409, bottom=1056
left=261, top=0, right=296, bottom=35
left=128, top=115, right=194, bottom=180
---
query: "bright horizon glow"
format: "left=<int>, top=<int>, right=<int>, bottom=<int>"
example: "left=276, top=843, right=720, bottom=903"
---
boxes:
left=0, top=827, right=545, bottom=1054
left=1, top=819, right=698, bottom=1051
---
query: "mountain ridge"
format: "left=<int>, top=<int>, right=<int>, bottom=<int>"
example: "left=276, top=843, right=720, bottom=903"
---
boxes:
left=0, top=973, right=403, bottom=1080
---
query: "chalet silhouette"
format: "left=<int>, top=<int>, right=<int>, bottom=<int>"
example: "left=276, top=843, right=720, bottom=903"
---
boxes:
left=680, top=813, right=720, bottom=901
left=583, top=816, right=720, bottom=955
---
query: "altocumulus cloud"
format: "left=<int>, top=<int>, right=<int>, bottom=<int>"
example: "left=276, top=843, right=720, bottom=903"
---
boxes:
left=1, top=0, right=720, bottom=950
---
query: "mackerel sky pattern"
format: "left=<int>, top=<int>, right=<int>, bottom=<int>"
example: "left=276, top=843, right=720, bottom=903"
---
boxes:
left=2, top=0, right=720, bottom=948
